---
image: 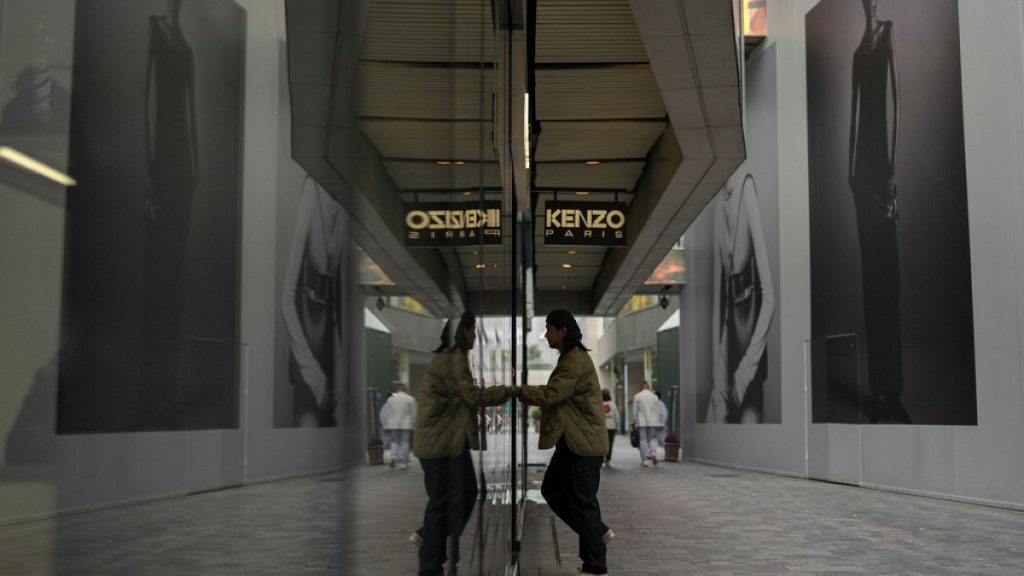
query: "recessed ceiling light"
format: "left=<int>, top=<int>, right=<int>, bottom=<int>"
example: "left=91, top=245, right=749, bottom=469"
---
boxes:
left=575, top=191, right=590, bottom=196
left=562, top=263, right=572, bottom=269
left=585, top=160, right=600, bottom=166
left=475, top=263, right=487, bottom=269
left=463, top=191, right=472, bottom=196
left=567, top=250, right=577, bottom=255
left=453, top=160, right=465, bottom=166
left=472, top=250, right=479, bottom=255
left=436, top=160, right=452, bottom=166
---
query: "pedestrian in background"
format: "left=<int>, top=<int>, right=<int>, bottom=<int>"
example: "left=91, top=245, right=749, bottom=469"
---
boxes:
left=379, top=393, right=392, bottom=462
left=383, top=382, right=416, bottom=469
left=601, top=388, right=619, bottom=467
left=632, top=381, right=661, bottom=466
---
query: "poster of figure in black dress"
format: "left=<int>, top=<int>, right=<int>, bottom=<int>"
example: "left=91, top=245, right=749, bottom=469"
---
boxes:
left=697, top=45, right=781, bottom=424
left=57, top=0, right=244, bottom=432
left=274, top=43, right=351, bottom=428
left=806, top=0, right=976, bottom=425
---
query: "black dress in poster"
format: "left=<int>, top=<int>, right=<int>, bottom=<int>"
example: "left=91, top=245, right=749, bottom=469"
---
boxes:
left=58, top=0, right=245, bottom=433
left=806, top=0, right=976, bottom=425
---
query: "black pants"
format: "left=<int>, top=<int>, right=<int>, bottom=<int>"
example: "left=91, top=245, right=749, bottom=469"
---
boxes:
left=541, top=437, right=607, bottom=574
left=419, top=450, right=478, bottom=576
left=606, top=430, right=615, bottom=462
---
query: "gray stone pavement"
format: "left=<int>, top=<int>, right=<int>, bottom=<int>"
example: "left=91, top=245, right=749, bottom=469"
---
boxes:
left=1, top=432, right=1023, bottom=575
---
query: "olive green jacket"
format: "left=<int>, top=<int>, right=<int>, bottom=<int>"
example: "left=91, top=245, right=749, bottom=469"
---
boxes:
left=413, top=349, right=509, bottom=459
left=520, top=347, right=608, bottom=457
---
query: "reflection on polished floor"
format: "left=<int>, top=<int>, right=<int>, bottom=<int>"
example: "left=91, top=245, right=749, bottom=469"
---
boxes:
left=2, top=432, right=1023, bottom=575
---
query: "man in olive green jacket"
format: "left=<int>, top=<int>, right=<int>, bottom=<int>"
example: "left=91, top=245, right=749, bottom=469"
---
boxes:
left=413, top=348, right=508, bottom=459
left=516, top=309, right=610, bottom=576
left=413, top=312, right=509, bottom=576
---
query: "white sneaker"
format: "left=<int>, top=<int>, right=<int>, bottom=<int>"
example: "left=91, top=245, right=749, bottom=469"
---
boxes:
left=641, top=459, right=649, bottom=467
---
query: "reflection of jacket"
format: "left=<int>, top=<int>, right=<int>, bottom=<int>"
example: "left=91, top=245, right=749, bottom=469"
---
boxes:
left=520, top=348, right=608, bottom=457
left=632, top=390, right=661, bottom=427
left=384, top=392, right=416, bottom=430
left=413, top=350, right=509, bottom=459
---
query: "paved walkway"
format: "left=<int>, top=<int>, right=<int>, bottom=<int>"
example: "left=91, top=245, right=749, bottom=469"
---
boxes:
left=1, top=433, right=1023, bottom=575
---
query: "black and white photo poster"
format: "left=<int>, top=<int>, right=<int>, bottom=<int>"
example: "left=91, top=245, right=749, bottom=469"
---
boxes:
left=57, top=0, right=244, bottom=432
left=697, top=45, right=782, bottom=424
left=806, top=0, right=976, bottom=425
left=274, top=43, right=351, bottom=428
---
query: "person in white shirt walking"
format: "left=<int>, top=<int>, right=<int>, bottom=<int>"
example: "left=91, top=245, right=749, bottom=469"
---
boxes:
left=383, top=382, right=417, bottom=469
left=632, top=382, right=661, bottom=466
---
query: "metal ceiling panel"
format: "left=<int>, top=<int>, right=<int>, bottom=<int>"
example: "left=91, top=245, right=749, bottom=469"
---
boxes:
left=590, top=0, right=744, bottom=316
left=535, top=66, right=664, bottom=121
left=535, top=276, right=595, bottom=291
left=534, top=121, right=665, bottom=161
left=361, top=0, right=495, bottom=63
left=287, top=0, right=340, bottom=34
left=358, top=62, right=494, bottom=120
left=638, top=35, right=695, bottom=91
left=382, top=160, right=501, bottom=190
left=702, top=86, right=743, bottom=127
left=533, top=251, right=606, bottom=267
left=534, top=161, right=645, bottom=190
left=536, top=0, right=647, bottom=63
left=291, top=85, right=333, bottom=126
left=455, top=244, right=508, bottom=255
left=360, top=119, right=497, bottom=161
left=690, top=34, right=739, bottom=87
left=680, top=0, right=735, bottom=35
left=288, top=32, right=338, bottom=86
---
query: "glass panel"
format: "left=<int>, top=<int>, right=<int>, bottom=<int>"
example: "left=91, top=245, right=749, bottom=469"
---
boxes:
left=744, top=0, right=767, bottom=36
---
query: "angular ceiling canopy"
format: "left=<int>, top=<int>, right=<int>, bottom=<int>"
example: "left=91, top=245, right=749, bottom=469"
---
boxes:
left=284, top=0, right=744, bottom=318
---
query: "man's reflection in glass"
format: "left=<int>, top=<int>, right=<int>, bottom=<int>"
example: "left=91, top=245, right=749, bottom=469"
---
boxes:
left=412, top=312, right=510, bottom=576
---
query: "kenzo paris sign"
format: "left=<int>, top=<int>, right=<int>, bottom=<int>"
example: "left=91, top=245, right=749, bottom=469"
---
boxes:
left=544, top=201, right=627, bottom=246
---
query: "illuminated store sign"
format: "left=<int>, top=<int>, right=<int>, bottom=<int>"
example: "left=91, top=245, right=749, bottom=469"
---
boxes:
left=544, top=201, right=627, bottom=246
left=404, top=201, right=502, bottom=246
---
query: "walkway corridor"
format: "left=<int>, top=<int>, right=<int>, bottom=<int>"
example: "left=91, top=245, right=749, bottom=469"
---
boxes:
left=1, top=434, right=1022, bottom=575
